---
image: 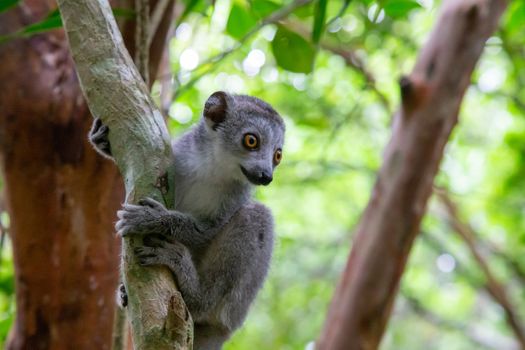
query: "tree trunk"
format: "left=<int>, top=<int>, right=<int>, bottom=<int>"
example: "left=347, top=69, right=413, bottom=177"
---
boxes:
left=0, top=0, right=175, bottom=349
left=56, top=0, right=193, bottom=349
left=317, top=0, right=507, bottom=349
left=0, top=2, right=123, bottom=348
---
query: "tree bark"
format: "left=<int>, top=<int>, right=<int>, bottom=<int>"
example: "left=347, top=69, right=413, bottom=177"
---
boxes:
left=317, top=0, right=507, bottom=349
left=0, top=0, right=176, bottom=348
left=0, top=2, right=123, bottom=348
left=56, top=0, right=192, bottom=349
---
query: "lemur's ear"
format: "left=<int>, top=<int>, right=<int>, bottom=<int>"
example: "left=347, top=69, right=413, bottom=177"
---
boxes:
left=204, top=91, right=229, bottom=130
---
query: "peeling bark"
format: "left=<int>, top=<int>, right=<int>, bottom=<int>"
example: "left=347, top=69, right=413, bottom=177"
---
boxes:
left=317, top=0, right=507, bottom=349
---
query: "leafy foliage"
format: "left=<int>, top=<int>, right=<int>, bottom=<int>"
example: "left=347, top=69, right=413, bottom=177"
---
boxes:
left=312, top=0, right=328, bottom=43
left=0, top=0, right=19, bottom=13
left=226, top=1, right=258, bottom=39
left=383, top=0, right=421, bottom=18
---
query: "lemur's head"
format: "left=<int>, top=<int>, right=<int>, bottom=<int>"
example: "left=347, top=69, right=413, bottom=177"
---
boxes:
left=203, top=91, right=285, bottom=186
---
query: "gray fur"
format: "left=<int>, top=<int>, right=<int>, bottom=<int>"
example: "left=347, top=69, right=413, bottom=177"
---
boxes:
left=89, top=91, right=285, bottom=349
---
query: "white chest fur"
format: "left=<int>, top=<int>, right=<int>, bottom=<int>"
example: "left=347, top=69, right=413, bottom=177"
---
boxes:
left=175, top=178, right=226, bottom=219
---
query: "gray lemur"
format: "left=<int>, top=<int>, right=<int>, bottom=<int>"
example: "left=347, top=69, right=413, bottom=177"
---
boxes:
left=89, top=91, right=285, bottom=350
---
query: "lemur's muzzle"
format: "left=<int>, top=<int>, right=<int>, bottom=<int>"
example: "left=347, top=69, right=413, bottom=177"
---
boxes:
left=240, top=166, right=273, bottom=186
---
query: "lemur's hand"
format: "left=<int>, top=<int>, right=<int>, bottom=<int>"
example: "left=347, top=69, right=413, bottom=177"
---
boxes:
left=134, top=234, right=189, bottom=271
left=116, top=197, right=170, bottom=237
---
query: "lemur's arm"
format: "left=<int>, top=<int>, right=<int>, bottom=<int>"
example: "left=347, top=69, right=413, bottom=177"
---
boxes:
left=116, top=198, right=214, bottom=247
left=134, top=202, right=274, bottom=331
left=89, top=119, right=214, bottom=247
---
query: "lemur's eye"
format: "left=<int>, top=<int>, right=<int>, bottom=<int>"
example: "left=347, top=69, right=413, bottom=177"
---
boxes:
left=273, top=149, right=282, bottom=165
left=243, top=133, right=259, bottom=150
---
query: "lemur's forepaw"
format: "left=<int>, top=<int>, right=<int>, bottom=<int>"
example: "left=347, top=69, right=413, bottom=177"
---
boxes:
left=89, top=118, right=112, bottom=158
left=116, top=283, right=128, bottom=308
left=115, top=197, right=169, bottom=237
left=134, top=234, right=186, bottom=269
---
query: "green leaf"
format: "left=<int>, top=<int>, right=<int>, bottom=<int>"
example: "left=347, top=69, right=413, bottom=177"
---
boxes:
left=0, top=0, right=19, bottom=13
left=112, top=7, right=135, bottom=20
left=0, top=8, right=63, bottom=43
left=226, top=1, right=258, bottom=39
left=504, top=1, right=525, bottom=34
left=0, top=7, right=135, bottom=44
left=251, top=0, right=280, bottom=19
left=19, top=9, right=62, bottom=36
left=178, top=0, right=203, bottom=24
left=294, top=2, right=314, bottom=18
left=312, top=0, right=328, bottom=44
left=271, top=26, right=315, bottom=73
left=383, top=0, right=421, bottom=18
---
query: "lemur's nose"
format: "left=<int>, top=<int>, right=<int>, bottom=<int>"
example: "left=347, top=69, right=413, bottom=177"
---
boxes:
left=259, top=171, right=273, bottom=185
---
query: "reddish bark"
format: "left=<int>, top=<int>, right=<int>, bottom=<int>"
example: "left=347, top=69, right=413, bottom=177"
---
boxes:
left=0, top=2, right=123, bottom=349
left=317, top=1, right=507, bottom=349
left=0, top=1, right=175, bottom=349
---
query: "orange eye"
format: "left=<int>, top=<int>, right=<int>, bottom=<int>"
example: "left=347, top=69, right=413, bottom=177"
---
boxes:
left=273, top=149, right=282, bottom=165
left=243, top=133, right=258, bottom=149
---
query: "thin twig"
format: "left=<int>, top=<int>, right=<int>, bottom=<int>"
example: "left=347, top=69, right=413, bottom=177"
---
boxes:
left=135, top=0, right=150, bottom=85
left=435, top=188, right=525, bottom=349
left=485, top=242, right=525, bottom=287
left=420, top=231, right=484, bottom=287
left=403, top=292, right=518, bottom=350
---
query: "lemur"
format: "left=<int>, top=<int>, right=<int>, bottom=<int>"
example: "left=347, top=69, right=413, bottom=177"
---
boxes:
left=89, top=91, right=285, bottom=350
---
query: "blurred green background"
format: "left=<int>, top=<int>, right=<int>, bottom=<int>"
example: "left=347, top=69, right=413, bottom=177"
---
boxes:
left=1, top=0, right=524, bottom=348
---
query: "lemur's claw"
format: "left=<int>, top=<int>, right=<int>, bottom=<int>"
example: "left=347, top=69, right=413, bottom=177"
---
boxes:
left=116, top=283, right=128, bottom=308
left=138, top=197, right=165, bottom=210
left=115, top=201, right=169, bottom=237
left=89, top=118, right=112, bottom=158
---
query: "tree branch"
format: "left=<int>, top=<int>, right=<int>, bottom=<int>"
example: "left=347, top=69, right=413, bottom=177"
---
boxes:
left=486, top=241, right=525, bottom=287
left=56, top=0, right=192, bottom=348
left=317, top=0, right=507, bottom=349
left=403, top=293, right=519, bottom=350
left=435, top=189, right=525, bottom=348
